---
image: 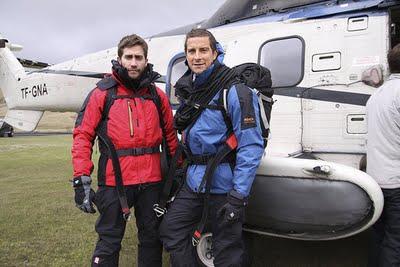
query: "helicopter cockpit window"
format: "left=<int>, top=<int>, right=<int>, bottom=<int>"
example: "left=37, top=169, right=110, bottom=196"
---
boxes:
left=166, top=55, right=187, bottom=106
left=167, top=55, right=187, bottom=105
left=258, top=37, right=304, bottom=88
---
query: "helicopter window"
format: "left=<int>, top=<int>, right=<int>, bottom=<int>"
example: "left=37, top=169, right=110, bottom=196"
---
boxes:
left=166, top=54, right=186, bottom=106
left=258, top=37, right=304, bottom=88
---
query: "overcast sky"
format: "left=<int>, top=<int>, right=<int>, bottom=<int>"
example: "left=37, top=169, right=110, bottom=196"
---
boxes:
left=0, top=0, right=225, bottom=64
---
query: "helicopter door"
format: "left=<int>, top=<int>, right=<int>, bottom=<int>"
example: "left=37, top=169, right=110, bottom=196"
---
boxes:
left=224, top=34, right=305, bottom=157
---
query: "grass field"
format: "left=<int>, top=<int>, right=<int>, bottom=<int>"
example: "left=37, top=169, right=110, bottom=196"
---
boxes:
left=0, top=135, right=169, bottom=266
left=0, top=134, right=372, bottom=267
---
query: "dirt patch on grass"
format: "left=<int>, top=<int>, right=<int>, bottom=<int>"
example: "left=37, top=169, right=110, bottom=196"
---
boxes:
left=36, top=111, right=76, bottom=131
left=0, top=99, right=76, bottom=132
left=0, top=143, right=67, bottom=152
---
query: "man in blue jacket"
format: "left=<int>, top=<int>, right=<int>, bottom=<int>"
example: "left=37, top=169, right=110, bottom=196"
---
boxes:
left=159, top=29, right=264, bottom=266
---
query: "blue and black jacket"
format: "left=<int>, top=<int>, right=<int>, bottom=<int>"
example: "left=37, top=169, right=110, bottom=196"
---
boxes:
left=174, top=45, right=264, bottom=197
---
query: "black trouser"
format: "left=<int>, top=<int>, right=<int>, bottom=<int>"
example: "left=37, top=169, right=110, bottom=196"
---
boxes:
left=368, top=188, right=400, bottom=267
left=91, top=183, right=162, bottom=267
left=159, top=184, right=245, bottom=267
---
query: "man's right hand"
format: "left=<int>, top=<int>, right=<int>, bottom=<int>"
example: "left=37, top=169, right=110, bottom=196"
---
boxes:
left=72, top=175, right=96, bottom=214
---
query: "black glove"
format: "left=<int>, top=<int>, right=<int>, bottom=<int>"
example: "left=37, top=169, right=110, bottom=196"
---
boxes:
left=73, top=175, right=96, bottom=214
left=218, top=190, right=248, bottom=223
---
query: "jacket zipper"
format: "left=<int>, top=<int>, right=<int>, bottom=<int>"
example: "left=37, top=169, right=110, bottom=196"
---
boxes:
left=127, top=100, right=134, bottom=137
left=133, top=98, right=139, bottom=127
left=133, top=98, right=141, bottom=185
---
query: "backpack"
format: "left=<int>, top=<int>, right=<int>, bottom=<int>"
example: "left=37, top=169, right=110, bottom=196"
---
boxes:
left=220, top=63, right=273, bottom=147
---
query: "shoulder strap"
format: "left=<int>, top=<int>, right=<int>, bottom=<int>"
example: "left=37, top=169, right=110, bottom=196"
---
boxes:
left=148, top=84, right=171, bottom=179
left=97, top=76, right=118, bottom=91
left=100, top=86, right=118, bottom=125
left=257, top=92, right=271, bottom=133
left=148, top=84, right=165, bottom=131
left=218, top=86, right=235, bottom=136
left=93, top=76, right=119, bottom=132
left=94, top=82, right=131, bottom=221
left=223, top=83, right=272, bottom=132
left=97, top=83, right=167, bottom=140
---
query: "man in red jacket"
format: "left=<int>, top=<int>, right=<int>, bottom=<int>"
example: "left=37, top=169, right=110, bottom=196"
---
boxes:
left=71, top=34, right=178, bottom=267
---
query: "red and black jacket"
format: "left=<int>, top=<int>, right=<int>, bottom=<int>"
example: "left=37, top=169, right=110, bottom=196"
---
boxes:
left=72, top=69, right=178, bottom=186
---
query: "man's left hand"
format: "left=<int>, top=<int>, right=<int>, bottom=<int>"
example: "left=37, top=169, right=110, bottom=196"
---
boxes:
left=218, top=190, right=247, bottom=223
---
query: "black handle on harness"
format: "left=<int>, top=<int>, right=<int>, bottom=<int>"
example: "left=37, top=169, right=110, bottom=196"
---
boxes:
left=153, top=144, right=185, bottom=217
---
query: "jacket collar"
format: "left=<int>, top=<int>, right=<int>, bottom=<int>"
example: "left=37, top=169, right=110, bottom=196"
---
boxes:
left=111, top=60, right=160, bottom=91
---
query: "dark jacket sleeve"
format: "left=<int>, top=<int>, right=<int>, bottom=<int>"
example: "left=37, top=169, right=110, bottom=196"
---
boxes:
left=71, top=88, right=107, bottom=177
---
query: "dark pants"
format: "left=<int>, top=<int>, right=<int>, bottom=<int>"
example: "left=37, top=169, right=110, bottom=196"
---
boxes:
left=91, top=183, right=162, bottom=267
left=160, top=184, right=245, bottom=267
left=368, top=188, right=400, bottom=267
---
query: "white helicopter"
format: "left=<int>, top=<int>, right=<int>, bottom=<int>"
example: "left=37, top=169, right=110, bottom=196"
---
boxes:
left=1, top=0, right=399, bottom=265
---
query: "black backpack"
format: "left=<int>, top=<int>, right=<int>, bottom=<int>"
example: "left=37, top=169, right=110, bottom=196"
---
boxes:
left=220, top=63, right=273, bottom=147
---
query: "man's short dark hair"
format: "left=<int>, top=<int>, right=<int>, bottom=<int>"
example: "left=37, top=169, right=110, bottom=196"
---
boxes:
left=184, top=29, right=217, bottom=53
left=118, top=34, right=148, bottom=59
left=388, top=43, right=400, bottom=73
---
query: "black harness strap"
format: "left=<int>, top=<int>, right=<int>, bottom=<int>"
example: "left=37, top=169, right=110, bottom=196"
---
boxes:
left=181, top=98, right=224, bottom=111
left=95, top=82, right=167, bottom=221
left=148, top=84, right=172, bottom=180
left=115, top=147, right=160, bottom=157
left=153, top=89, right=237, bottom=222
left=97, top=131, right=132, bottom=221
left=187, top=153, right=234, bottom=165
left=192, top=134, right=238, bottom=246
left=217, top=85, right=238, bottom=135
left=153, top=144, right=185, bottom=217
left=153, top=97, right=212, bottom=217
left=96, top=86, right=118, bottom=185
left=95, top=86, right=131, bottom=220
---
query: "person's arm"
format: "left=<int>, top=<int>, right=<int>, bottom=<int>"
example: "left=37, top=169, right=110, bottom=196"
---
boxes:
left=227, top=84, right=264, bottom=197
left=156, top=87, right=178, bottom=157
left=71, top=88, right=107, bottom=177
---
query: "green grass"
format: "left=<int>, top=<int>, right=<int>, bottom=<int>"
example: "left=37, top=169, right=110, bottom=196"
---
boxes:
left=0, top=135, right=168, bottom=266
left=0, top=134, right=371, bottom=267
